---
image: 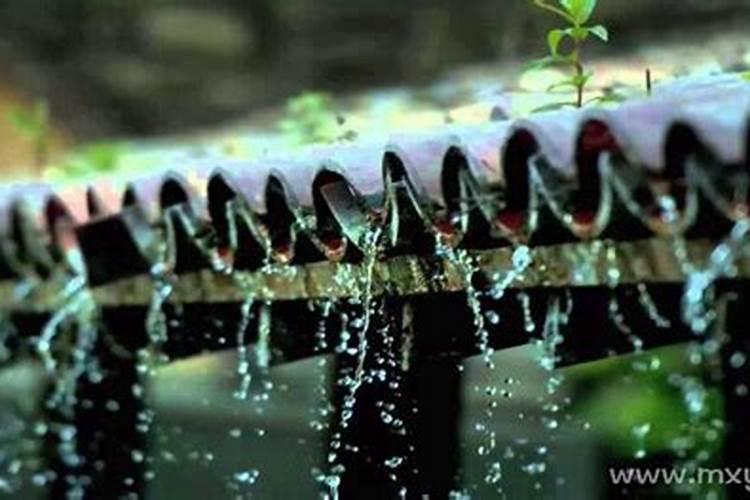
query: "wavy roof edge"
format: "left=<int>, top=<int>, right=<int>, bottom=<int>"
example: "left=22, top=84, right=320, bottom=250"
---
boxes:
left=0, top=74, right=747, bottom=282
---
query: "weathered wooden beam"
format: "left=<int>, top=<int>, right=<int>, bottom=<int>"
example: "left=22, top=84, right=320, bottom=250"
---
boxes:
left=1, top=237, right=740, bottom=313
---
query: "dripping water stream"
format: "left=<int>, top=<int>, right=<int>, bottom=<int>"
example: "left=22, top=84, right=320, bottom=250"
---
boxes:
left=436, top=233, right=532, bottom=493
left=320, top=226, right=383, bottom=499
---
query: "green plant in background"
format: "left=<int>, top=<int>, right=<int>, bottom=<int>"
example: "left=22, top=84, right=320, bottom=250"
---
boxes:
left=529, top=0, right=609, bottom=108
left=279, top=91, right=340, bottom=146
left=7, top=100, right=51, bottom=169
left=565, top=345, right=724, bottom=497
left=7, top=97, right=128, bottom=181
left=44, top=142, right=124, bottom=181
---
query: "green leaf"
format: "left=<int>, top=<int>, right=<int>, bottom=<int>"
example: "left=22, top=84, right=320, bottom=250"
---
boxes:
left=546, top=29, right=567, bottom=56
left=588, top=25, right=609, bottom=42
left=547, top=79, right=579, bottom=92
left=531, top=101, right=577, bottom=113
left=532, top=0, right=576, bottom=23
left=524, top=54, right=570, bottom=72
left=583, top=93, right=625, bottom=107
left=559, top=0, right=597, bottom=24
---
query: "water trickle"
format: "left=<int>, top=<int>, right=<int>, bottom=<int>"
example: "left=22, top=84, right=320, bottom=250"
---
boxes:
left=652, top=194, right=697, bottom=282
left=28, top=266, right=104, bottom=494
left=535, top=298, right=564, bottom=376
left=400, top=304, right=415, bottom=372
left=604, top=242, right=643, bottom=352
left=490, top=246, right=533, bottom=301
left=309, top=299, right=336, bottom=434
left=255, top=302, right=271, bottom=371
left=337, top=230, right=381, bottom=428
left=438, top=241, right=532, bottom=493
left=517, top=292, right=535, bottom=333
left=437, top=238, right=491, bottom=489
left=323, top=226, right=384, bottom=499
left=683, top=220, right=750, bottom=334
left=636, top=283, right=672, bottom=328
left=321, top=473, right=340, bottom=500
left=667, top=372, right=715, bottom=478
left=314, top=299, right=334, bottom=354
left=233, top=297, right=255, bottom=401
left=35, top=276, right=89, bottom=373
left=145, top=260, right=174, bottom=352
left=435, top=241, right=491, bottom=364
left=252, top=303, right=274, bottom=407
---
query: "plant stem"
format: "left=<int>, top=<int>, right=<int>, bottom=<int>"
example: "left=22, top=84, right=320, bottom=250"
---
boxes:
left=575, top=65, right=584, bottom=108
left=572, top=42, right=584, bottom=108
left=34, top=131, right=48, bottom=172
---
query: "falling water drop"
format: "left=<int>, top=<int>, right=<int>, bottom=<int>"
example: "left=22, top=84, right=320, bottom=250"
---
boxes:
left=730, top=351, right=747, bottom=369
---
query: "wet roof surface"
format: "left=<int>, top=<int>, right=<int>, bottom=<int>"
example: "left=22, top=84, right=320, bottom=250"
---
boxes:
left=0, top=74, right=748, bottom=285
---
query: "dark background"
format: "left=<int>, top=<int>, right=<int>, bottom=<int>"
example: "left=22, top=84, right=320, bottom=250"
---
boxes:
left=0, top=0, right=747, bottom=138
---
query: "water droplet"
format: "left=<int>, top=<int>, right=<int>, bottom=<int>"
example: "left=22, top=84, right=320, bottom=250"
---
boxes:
left=730, top=352, right=747, bottom=368
left=522, top=462, right=547, bottom=475
left=485, top=311, right=500, bottom=325
left=233, top=469, right=260, bottom=485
